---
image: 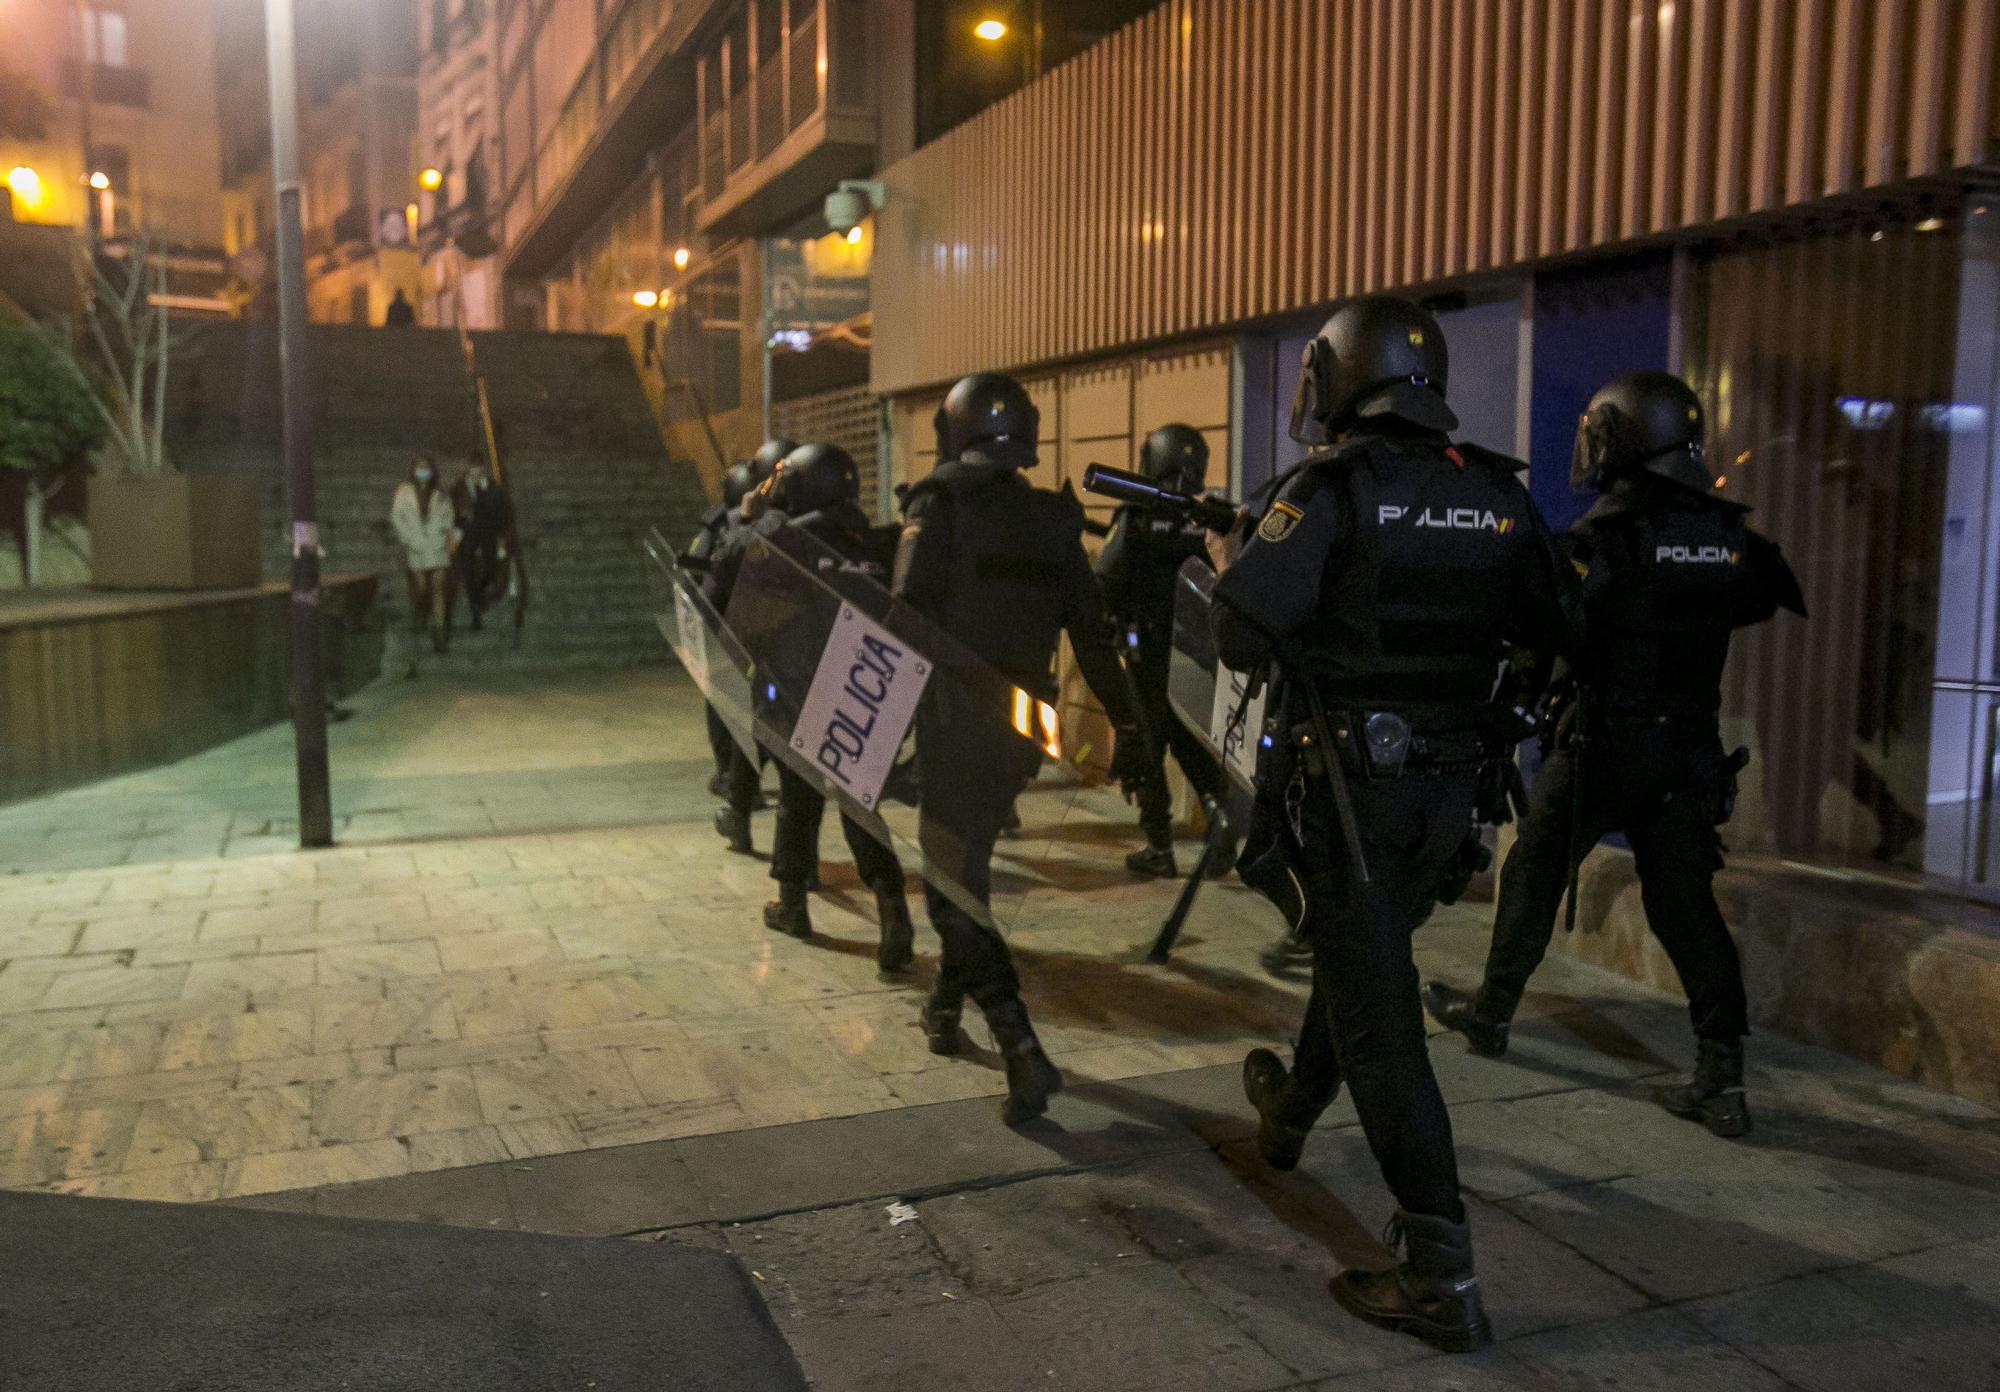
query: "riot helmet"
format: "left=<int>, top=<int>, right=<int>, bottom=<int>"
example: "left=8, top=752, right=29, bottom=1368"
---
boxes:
left=1289, top=295, right=1457, bottom=444
left=934, top=372, right=1039, bottom=463
left=1570, top=372, right=1714, bottom=495
left=1139, top=424, right=1210, bottom=494
left=721, top=461, right=758, bottom=510
left=750, top=436, right=799, bottom=482
left=773, top=442, right=861, bottom=515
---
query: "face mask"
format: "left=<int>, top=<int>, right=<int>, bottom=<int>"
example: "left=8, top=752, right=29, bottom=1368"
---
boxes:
left=414, top=468, right=434, bottom=485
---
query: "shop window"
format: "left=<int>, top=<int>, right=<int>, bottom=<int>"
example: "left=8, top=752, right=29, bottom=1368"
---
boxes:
left=1686, top=223, right=1963, bottom=877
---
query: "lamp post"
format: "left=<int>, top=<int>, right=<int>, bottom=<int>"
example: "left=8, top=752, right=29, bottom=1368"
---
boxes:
left=263, top=0, right=333, bottom=849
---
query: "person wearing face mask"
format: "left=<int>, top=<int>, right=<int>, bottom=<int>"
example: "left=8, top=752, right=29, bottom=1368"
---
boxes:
left=390, top=454, right=458, bottom=674
left=453, top=457, right=512, bottom=632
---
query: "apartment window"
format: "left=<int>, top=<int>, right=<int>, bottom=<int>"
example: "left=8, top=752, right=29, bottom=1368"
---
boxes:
left=75, top=6, right=129, bottom=68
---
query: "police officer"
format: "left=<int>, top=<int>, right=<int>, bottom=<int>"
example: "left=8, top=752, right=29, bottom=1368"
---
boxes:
left=1212, top=296, right=1575, bottom=1353
left=746, top=444, right=918, bottom=972
left=708, top=438, right=800, bottom=850
left=1426, top=372, right=1805, bottom=1139
left=1095, top=424, right=1235, bottom=877
left=894, top=371, right=1149, bottom=1125
left=692, top=460, right=760, bottom=798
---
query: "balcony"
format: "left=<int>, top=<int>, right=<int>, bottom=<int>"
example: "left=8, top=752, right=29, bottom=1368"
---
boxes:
left=60, top=60, right=150, bottom=109
left=695, top=0, right=875, bottom=237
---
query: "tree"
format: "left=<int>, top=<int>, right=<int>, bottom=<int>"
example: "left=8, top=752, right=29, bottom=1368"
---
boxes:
left=0, top=309, right=104, bottom=585
left=77, top=237, right=183, bottom=477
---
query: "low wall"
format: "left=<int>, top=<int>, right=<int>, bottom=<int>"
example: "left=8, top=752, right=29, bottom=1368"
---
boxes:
left=0, top=576, right=382, bottom=805
left=1540, top=837, right=2000, bottom=1110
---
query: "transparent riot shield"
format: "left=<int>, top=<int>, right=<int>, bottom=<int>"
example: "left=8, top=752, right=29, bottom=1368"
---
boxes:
left=1166, top=557, right=1266, bottom=798
left=724, top=525, right=1086, bottom=929
left=642, top=526, right=757, bottom=759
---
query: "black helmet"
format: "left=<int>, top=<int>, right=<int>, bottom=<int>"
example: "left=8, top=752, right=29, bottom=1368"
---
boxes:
left=721, top=461, right=758, bottom=509
left=1140, top=424, right=1209, bottom=493
left=1290, top=295, right=1457, bottom=443
left=1571, top=372, right=1713, bottom=495
left=750, top=437, right=798, bottom=481
left=773, top=442, right=861, bottom=514
left=935, top=372, right=1039, bottom=462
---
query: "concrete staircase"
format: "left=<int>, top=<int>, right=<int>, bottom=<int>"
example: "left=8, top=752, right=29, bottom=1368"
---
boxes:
left=165, top=323, right=709, bottom=676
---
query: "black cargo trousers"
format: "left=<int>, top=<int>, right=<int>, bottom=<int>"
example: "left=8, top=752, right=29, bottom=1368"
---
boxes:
left=770, top=763, right=906, bottom=891
left=1481, top=714, right=1747, bottom=1042
left=1288, top=757, right=1481, bottom=1224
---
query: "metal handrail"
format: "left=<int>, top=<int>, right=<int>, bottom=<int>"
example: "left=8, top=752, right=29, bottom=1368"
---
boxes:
left=458, top=319, right=530, bottom=639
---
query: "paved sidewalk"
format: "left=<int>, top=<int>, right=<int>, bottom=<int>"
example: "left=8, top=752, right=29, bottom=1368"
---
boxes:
left=2, top=672, right=1302, bottom=1200
left=4, top=670, right=1997, bottom=1388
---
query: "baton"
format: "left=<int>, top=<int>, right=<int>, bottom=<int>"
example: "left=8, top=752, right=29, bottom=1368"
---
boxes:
left=1147, top=796, right=1235, bottom=963
left=1300, top=683, right=1372, bottom=888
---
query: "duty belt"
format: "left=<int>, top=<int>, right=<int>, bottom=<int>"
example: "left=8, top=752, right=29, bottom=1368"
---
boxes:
left=1312, top=710, right=1485, bottom=780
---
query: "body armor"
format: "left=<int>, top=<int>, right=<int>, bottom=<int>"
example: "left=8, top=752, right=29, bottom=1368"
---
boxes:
left=1571, top=479, right=1804, bottom=719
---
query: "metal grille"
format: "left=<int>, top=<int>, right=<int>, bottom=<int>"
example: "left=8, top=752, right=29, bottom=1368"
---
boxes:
left=772, top=384, right=883, bottom=517
left=872, top=0, right=2000, bottom=396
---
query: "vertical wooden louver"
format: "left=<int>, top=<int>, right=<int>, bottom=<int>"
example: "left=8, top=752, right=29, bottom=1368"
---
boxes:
left=872, top=0, right=2000, bottom=397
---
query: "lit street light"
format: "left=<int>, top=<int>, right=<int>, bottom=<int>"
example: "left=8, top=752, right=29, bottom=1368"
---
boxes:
left=974, top=18, right=1007, bottom=41
left=263, top=0, right=333, bottom=849
left=672, top=246, right=691, bottom=270
left=88, top=170, right=110, bottom=191
left=420, top=166, right=443, bottom=191
left=631, top=289, right=660, bottom=308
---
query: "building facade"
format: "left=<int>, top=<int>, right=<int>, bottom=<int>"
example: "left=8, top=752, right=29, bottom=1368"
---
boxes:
left=417, top=0, right=503, bottom=329
left=0, top=0, right=228, bottom=308
left=215, top=0, right=421, bottom=324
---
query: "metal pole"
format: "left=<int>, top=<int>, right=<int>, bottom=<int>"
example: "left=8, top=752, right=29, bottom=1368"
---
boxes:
left=72, top=0, right=97, bottom=251
left=264, top=0, right=333, bottom=848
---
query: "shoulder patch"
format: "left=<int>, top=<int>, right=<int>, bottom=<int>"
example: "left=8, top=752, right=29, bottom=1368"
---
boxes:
left=1257, top=500, right=1304, bottom=543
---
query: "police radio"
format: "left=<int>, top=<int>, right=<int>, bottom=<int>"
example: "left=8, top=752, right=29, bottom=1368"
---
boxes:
left=1081, top=464, right=1241, bottom=534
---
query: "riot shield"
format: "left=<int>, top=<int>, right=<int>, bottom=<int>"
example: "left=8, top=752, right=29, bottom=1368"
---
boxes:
left=1166, top=557, right=1266, bottom=798
left=723, top=525, right=1086, bottom=929
left=642, top=526, right=758, bottom=760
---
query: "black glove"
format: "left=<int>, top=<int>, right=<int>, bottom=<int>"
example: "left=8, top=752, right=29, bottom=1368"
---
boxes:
left=1110, top=723, right=1154, bottom=801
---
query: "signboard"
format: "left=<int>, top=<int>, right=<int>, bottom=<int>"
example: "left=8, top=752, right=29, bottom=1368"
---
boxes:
left=788, top=602, right=932, bottom=809
left=765, top=236, right=871, bottom=338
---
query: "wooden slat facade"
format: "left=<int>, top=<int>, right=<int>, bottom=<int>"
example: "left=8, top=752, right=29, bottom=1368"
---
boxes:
left=871, top=0, right=2000, bottom=397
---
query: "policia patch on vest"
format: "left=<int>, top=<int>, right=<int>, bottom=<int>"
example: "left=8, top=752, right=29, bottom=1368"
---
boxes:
left=1258, top=500, right=1304, bottom=543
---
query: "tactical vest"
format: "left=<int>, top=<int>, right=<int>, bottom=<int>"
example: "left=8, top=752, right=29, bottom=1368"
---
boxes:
left=1574, top=490, right=1756, bottom=719
left=906, top=460, right=1086, bottom=691
left=1305, top=439, right=1533, bottom=722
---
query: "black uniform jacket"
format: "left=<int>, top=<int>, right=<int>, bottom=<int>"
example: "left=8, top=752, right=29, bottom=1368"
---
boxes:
left=893, top=450, right=1133, bottom=725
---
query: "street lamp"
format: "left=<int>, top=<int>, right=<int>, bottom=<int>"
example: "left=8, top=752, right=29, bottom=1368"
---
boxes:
left=672, top=246, right=691, bottom=270
left=263, top=0, right=333, bottom=848
left=419, top=166, right=444, bottom=192
left=973, top=18, right=1007, bottom=41
left=631, top=289, right=659, bottom=308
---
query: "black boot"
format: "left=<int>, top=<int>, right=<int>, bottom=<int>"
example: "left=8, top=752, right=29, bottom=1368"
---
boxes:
left=1330, top=1210, right=1493, bottom=1354
left=919, top=992, right=963, bottom=1056
left=1657, top=1037, right=1752, bottom=1138
left=1241, top=1048, right=1320, bottom=1170
left=1259, top=931, right=1315, bottom=977
left=1124, top=833, right=1178, bottom=879
left=874, top=881, right=915, bottom=974
left=985, top=998, right=1062, bottom=1126
left=714, top=805, right=752, bottom=854
left=1423, top=981, right=1513, bottom=1059
left=762, top=881, right=812, bottom=940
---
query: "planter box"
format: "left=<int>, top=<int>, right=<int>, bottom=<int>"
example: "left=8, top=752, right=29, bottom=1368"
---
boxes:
left=88, top=473, right=262, bottom=590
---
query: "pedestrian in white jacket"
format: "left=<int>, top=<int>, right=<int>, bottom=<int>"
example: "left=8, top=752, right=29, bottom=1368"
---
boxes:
left=390, top=456, right=457, bottom=674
